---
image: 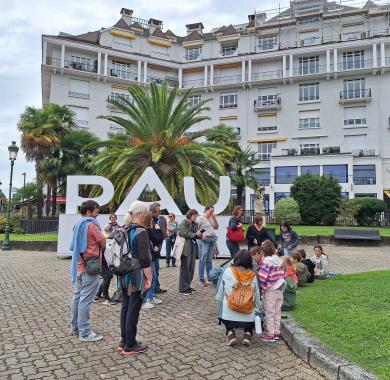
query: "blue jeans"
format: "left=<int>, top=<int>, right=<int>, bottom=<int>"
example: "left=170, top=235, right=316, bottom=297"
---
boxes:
left=226, top=240, right=239, bottom=259
left=153, top=259, right=161, bottom=293
left=165, top=239, right=176, bottom=265
left=143, top=260, right=157, bottom=302
left=70, top=272, right=101, bottom=337
left=198, top=239, right=215, bottom=282
left=284, top=247, right=293, bottom=257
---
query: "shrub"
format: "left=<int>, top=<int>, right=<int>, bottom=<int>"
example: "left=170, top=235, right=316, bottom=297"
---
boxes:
left=336, top=199, right=361, bottom=225
left=0, top=213, right=24, bottom=234
left=290, top=174, right=341, bottom=225
left=274, top=197, right=301, bottom=225
left=0, top=214, right=6, bottom=233
left=349, top=197, right=385, bottom=226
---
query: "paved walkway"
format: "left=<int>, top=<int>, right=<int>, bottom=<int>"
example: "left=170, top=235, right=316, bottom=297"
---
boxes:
left=1, top=245, right=388, bottom=379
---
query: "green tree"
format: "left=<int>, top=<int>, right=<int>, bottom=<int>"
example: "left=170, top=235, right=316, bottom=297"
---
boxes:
left=12, top=182, right=43, bottom=219
left=337, top=199, right=361, bottom=226
left=290, top=174, right=341, bottom=225
left=349, top=197, right=385, bottom=226
left=91, top=83, right=232, bottom=208
left=274, top=197, right=302, bottom=225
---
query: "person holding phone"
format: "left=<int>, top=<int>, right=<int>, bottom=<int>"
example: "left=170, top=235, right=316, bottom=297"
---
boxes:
left=197, top=206, right=219, bottom=287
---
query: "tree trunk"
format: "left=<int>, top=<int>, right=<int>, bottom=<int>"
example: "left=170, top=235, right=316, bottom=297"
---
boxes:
left=45, top=185, right=51, bottom=216
left=36, top=163, right=44, bottom=219
left=27, top=201, right=33, bottom=219
left=51, top=181, right=57, bottom=217
left=236, top=186, right=244, bottom=207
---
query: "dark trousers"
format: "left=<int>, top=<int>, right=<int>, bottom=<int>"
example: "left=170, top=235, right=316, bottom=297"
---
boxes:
left=226, top=240, right=240, bottom=259
left=120, top=290, right=143, bottom=348
left=179, top=244, right=197, bottom=292
left=97, top=269, right=113, bottom=299
left=154, top=258, right=161, bottom=292
left=165, top=238, right=176, bottom=265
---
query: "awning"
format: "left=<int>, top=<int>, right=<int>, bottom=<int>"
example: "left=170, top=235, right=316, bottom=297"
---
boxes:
left=249, top=137, right=287, bottom=143
left=384, top=190, right=390, bottom=199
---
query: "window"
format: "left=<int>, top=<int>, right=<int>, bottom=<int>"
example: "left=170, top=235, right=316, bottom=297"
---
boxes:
left=298, top=16, right=320, bottom=24
left=299, top=31, right=320, bottom=46
left=69, top=79, right=90, bottom=99
left=323, top=164, right=348, bottom=183
left=258, top=126, right=277, bottom=132
left=275, top=166, right=298, bottom=184
left=256, top=94, right=280, bottom=108
left=221, top=42, right=238, bottom=56
left=299, top=56, right=319, bottom=75
left=252, top=168, right=271, bottom=186
left=220, top=93, right=238, bottom=109
left=188, top=95, right=201, bottom=107
left=258, top=36, right=278, bottom=51
left=68, top=106, right=89, bottom=128
left=275, top=192, right=290, bottom=204
left=299, top=83, right=319, bottom=101
left=299, top=110, right=320, bottom=129
left=342, top=78, right=366, bottom=99
left=355, top=193, right=377, bottom=198
left=70, top=55, right=93, bottom=71
left=185, top=47, right=202, bottom=61
left=257, top=142, right=277, bottom=160
left=111, top=61, right=132, bottom=79
left=343, top=51, right=364, bottom=70
left=344, top=106, right=367, bottom=126
left=300, top=144, right=320, bottom=155
left=301, top=165, right=320, bottom=175
left=109, top=92, right=132, bottom=102
left=341, top=192, right=349, bottom=199
left=353, top=164, right=376, bottom=185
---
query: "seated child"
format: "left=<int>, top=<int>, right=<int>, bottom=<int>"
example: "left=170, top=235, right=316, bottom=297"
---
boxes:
left=250, top=246, right=264, bottom=272
left=291, top=252, right=310, bottom=287
left=311, top=245, right=329, bottom=279
left=281, top=256, right=298, bottom=285
left=297, top=249, right=315, bottom=283
left=281, top=256, right=297, bottom=311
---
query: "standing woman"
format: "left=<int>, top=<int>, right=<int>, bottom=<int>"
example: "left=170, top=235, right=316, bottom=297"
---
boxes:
left=178, top=209, right=203, bottom=295
left=280, top=221, right=300, bottom=257
left=246, top=214, right=277, bottom=251
left=226, top=206, right=244, bottom=258
left=165, top=213, right=178, bottom=267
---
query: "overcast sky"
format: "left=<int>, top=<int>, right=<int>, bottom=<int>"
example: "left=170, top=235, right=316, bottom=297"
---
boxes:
left=6, top=0, right=371, bottom=195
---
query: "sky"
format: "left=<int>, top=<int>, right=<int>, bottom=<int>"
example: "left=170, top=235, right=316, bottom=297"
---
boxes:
left=6, top=0, right=369, bottom=195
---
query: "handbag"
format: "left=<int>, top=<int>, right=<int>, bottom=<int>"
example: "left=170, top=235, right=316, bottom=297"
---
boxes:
left=82, top=249, right=102, bottom=276
left=227, top=226, right=245, bottom=243
left=171, top=235, right=185, bottom=261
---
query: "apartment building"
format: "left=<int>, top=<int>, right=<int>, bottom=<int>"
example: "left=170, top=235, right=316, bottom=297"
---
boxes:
left=41, top=1, right=390, bottom=210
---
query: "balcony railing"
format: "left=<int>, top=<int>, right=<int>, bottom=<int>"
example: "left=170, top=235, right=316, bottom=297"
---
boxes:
left=147, top=76, right=179, bottom=87
left=251, top=70, right=283, bottom=81
left=299, top=36, right=321, bottom=47
left=213, top=75, right=242, bottom=85
left=300, top=147, right=320, bottom=155
left=110, top=68, right=138, bottom=81
left=254, top=96, right=281, bottom=111
left=281, top=146, right=341, bottom=156
left=294, top=63, right=327, bottom=77
left=182, top=79, right=204, bottom=88
left=108, top=124, right=126, bottom=135
left=46, top=58, right=97, bottom=73
left=220, top=46, right=238, bottom=56
left=46, top=57, right=61, bottom=67
left=339, top=89, right=371, bottom=101
left=337, top=59, right=374, bottom=71
left=107, top=94, right=132, bottom=105
left=353, top=176, right=376, bottom=185
left=352, top=149, right=376, bottom=157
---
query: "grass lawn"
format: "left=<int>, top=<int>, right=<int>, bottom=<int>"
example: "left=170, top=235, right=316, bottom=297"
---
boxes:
left=292, top=271, right=390, bottom=379
left=0, top=234, right=58, bottom=241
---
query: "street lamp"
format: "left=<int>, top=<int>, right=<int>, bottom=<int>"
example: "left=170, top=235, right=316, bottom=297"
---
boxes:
left=0, top=181, right=3, bottom=213
left=21, top=172, right=26, bottom=219
left=2, top=142, right=19, bottom=251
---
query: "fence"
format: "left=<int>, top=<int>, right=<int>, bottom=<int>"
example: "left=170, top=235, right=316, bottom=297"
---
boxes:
left=20, top=219, right=59, bottom=234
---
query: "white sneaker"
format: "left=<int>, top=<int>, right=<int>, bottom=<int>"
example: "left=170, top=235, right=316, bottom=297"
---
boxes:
left=151, top=298, right=162, bottom=305
left=79, top=331, right=103, bottom=342
left=141, top=301, right=155, bottom=309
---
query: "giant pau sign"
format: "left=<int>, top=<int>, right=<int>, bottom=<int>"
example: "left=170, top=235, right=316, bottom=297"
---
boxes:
left=58, top=167, right=233, bottom=257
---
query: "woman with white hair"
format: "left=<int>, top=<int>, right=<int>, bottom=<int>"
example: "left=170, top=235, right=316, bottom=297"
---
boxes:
left=118, top=201, right=152, bottom=356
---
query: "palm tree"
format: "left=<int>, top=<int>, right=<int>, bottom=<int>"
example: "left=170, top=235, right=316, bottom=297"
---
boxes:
left=91, top=83, right=233, bottom=208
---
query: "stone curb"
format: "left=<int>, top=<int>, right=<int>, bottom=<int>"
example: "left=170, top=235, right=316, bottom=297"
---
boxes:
left=0, top=241, right=57, bottom=251
left=281, top=317, right=379, bottom=380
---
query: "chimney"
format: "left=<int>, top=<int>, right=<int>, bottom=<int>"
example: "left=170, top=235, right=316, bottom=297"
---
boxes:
left=185, top=22, right=204, bottom=35
left=255, top=12, right=266, bottom=25
left=120, top=8, right=133, bottom=25
left=148, top=18, right=163, bottom=34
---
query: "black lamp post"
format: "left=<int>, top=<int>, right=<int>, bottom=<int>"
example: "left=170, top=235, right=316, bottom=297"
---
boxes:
left=2, top=142, right=19, bottom=251
left=21, top=172, right=26, bottom=219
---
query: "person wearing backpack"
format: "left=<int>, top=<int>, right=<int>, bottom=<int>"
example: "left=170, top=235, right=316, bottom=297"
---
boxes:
left=215, top=250, right=261, bottom=347
left=118, top=201, right=152, bottom=356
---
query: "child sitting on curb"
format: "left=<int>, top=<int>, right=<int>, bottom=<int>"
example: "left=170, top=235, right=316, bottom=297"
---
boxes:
left=311, top=245, right=329, bottom=279
left=281, top=256, right=298, bottom=285
left=280, top=256, right=297, bottom=312
left=298, top=249, right=315, bottom=283
left=291, top=252, right=310, bottom=287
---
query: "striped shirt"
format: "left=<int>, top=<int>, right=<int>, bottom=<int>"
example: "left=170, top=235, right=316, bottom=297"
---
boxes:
left=258, top=255, right=286, bottom=291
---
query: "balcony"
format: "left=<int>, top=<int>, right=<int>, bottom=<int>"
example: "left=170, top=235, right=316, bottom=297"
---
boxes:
left=147, top=76, right=179, bottom=87
left=110, top=68, right=138, bottom=81
left=281, top=146, right=342, bottom=156
left=352, top=149, right=376, bottom=157
left=182, top=78, right=204, bottom=88
left=213, top=75, right=242, bottom=86
left=253, top=96, right=281, bottom=111
left=46, top=57, right=97, bottom=73
left=299, top=36, right=321, bottom=47
left=220, top=46, right=238, bottom=57
left=293, top=64, right=327, bottom=77
left=75, top=120, right=88, bottom=130
left=251, top=70, right=283, bottom=82
left=108, top=124, right=126, bottom=135
left=339, top=89, right=371, bottom=104
left=353, top=176, right=376, bottom=185
left=337, top=59, right=374, bottom=72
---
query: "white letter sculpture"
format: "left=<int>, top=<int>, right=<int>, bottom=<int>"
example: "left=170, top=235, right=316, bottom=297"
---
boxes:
left=183, top=176, right=231, bottom=215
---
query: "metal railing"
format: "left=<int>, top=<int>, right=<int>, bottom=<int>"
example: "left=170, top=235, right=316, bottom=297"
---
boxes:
left=213, top=75, right=242, bottom=85
left=352, top=149, right=376, bottom=157
left=110, top=68, right=138, bottom=81
left=108, top=94, right=132, bottom=102
left=182, top=79, right=204, bottom=88
left=353, top=177, right=376, bottom=185
left=254, top=96, right=281, bottom=109
left=64, top=60, right=97, bottom=73
left=251, top=70, right=283, bottom=81
left=293, top=63, right=327, bottom=76
left=20, top=219, right=59, bottom=234
left=340, top=88, right=371, bottom=100
left=147, top=76, right=179, bottom=87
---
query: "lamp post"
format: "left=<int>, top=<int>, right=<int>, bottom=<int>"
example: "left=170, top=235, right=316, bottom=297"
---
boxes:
left=21, top=172, right=26, bottom=219
left=0, top=181, right=3, bottom=213
left=2, top=142, right=19, bottom=251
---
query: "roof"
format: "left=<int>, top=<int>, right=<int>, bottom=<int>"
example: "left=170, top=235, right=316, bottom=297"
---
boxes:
left=165, top=29, right=176, bottom=37
left=183, top=30, right=203, bottom=42
left=221, top=24, right=238, bottom=36
left=113, top=18, right=130, bottom=30
left=151, top=27, right=167, bottom=39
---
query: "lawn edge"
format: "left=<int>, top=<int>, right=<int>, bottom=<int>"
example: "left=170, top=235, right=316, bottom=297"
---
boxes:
left=281, top=317, right=379, bottom=380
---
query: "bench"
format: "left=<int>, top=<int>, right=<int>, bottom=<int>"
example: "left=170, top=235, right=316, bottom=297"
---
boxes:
left=334, top=228, right=381, bottom=241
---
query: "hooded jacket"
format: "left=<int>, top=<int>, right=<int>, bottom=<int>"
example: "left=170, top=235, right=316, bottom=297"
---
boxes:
left=257, top=254, right=286, bottom=291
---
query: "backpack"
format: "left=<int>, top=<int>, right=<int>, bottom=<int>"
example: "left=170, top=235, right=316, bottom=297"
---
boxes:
left=105, top=227, right=136, bottom=276
left=226, top=270, right=255, bottom=314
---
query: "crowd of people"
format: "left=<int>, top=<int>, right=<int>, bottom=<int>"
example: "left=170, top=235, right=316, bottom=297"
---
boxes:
left=69, top=200, right=331, bottom=355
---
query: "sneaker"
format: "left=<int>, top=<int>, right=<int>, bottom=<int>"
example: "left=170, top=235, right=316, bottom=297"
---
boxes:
left=93, top=296, right=102, bottom=303
left=243, top=332, right=252, bottom=346
left=199, top=280, right=207, bottom=287
left=261, top=334, right=276, bottom=343
left=122, top=342, right=148, bottom=356
left=102, top=299, right=116, bottom=306
left=227, top=331, right=237, bottom=346
left=189, top=287, right=197, bottom=292
left=179, top=290, right=192, bottom=296
left=141, top=301, right=155, bottom=309
left=205, top=279, right=212, bottom=285
left=151, top=298, right=162, bottom=305
left=155, top=288, right=167, bottom=294
left=79, top=331, right=103, bottom=342
left=274, top=334, right=280, bottom=341
left=172, top=263, right=177, bottom=267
